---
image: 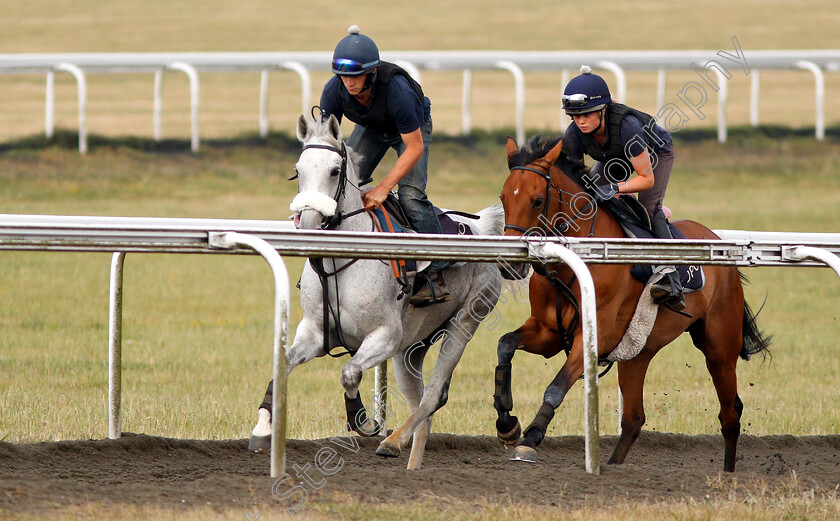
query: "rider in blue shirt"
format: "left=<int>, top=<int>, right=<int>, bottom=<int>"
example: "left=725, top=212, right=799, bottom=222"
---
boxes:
left=320, top=26, right=449, bottom=307
left=561, top=65, right=685, bottom=311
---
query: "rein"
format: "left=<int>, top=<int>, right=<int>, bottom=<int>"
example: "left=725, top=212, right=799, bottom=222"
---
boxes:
left=294, top=135, right=410, bottom=358
left=506, top=160, right=607, bottom=372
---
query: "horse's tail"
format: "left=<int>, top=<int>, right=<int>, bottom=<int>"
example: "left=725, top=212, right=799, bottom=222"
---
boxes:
left=740, top=271, right=773, bottom=361
left=475, top=203, right=505, bottom=236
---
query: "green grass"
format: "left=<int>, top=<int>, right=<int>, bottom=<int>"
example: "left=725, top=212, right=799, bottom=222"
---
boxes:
left=1, top=130, right=839, bottom=445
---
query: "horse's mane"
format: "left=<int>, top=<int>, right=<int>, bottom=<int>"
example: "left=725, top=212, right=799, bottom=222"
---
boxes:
left=508, top=135, right=591, bottom=193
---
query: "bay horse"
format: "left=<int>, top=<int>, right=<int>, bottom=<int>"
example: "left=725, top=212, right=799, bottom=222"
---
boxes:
left=495, top=135, right=771, bottom=472
left=249, top=112, right=504, bottom=470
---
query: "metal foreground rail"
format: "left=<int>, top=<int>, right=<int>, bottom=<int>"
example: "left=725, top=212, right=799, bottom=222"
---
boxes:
left=2, top=214, right=840, bottom=476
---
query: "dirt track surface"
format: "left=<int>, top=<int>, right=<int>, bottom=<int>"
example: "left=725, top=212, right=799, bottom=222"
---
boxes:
left=2, top=432, right=839, bottom=515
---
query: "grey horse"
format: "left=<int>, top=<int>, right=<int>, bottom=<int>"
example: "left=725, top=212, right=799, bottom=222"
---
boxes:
left=249, top=113, right=504, bottom=470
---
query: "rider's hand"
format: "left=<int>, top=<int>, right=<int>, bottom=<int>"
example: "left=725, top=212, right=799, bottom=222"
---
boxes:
left=363, top=184, right=390, bottom=210
left=593, top=183, right=619, bottom=202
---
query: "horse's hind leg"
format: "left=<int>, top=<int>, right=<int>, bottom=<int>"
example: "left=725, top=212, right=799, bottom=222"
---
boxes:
left=690, top=318, right=743, bottom=472
left=390, top=342, right=432, bottom=470
left=376, top=327, right=468, bottom=467
left=608, top=354, right=654, bottom=465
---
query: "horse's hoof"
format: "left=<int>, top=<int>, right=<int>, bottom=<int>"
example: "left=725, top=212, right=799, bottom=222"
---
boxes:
left=509, top=444, right=538, bottom=463
left=375, top=440, right=401, bottom=458
left=497, top=418, right=522, bottom=446
left=248, top=434, right=271, bottom=453
left=350, top=419, right=381, bottom=438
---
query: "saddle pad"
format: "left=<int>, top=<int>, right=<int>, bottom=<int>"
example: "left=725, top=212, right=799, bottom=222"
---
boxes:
left=370, top=207, right=475, bottom=236
left=620, top=219, right=705, bottom=293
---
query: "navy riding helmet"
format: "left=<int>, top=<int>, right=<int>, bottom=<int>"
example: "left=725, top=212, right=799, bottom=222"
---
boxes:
left=562, top=65, right=612, bottom=114
left=331, top=25, right=380, bottom=76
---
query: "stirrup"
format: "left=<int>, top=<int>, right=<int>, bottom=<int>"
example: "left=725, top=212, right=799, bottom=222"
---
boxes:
left=409, top=272, right=451, bottom=307
left=651, top=284, right=687, bottom=313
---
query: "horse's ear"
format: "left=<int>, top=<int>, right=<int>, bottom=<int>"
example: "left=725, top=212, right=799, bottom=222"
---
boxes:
left=542, top=138, right=564, bottom=165
left=296, top=114, right=310, bottom=142
left=327, top=114, right=343, bottom=141
left=505, top=137, right=519, bottom=160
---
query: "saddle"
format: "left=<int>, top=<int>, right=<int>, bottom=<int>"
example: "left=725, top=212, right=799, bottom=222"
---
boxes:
left=374, top=192, right=478, bottom=236
left=370, top=192, right=479, bottom=299
left=601, top=195, right=705, bottom=293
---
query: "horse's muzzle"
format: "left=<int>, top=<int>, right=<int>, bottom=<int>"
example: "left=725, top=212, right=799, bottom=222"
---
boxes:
left=500, top=262, right=530, bottom=280
left=296, top=209, right=326, bottom=230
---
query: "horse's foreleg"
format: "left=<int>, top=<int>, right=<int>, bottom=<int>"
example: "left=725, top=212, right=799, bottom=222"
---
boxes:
left=494, top=331, right=521, bottom=444
left=493, top=317, right=559, bottom=445
left=510, top=343, right=584, bottom=463
left=340, top=326, right=401, bottom=437
left=608, top=355, right=652, bottom=465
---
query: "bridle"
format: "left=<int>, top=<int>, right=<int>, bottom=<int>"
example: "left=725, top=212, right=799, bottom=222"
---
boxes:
left=503, top=160, right=599, bottom=238
left=503, top=158, right=613, bottom=376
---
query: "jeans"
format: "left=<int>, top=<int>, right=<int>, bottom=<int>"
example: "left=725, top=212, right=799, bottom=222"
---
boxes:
left=347, top=118, right=447, bottom=271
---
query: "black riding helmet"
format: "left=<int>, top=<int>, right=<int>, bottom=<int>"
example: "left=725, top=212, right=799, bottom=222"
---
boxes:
left=331, top=25, right=380, bottom=76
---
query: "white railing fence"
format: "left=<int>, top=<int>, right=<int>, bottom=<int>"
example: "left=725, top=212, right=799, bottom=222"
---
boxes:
left=2, top=49, right=838, bottom=152
left=2, top=213, right=840, bottom=476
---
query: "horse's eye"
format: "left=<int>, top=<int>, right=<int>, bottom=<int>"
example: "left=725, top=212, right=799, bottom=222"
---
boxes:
left=532, top=197, right=544, bottom=209
left=329, top=167, right=340, bottom=178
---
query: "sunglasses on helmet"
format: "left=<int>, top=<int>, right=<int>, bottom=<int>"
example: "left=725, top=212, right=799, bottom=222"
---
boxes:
left=562, top=93, right=604, bottom=108
left=332, top=58, right=377, bottom=73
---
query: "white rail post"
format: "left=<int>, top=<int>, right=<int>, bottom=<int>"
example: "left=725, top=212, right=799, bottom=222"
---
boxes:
left=55, top=63, right=88, bottom=154
left=528, top=241, right=600, bottom=475
left=750, top=70, right=760, bottom=127
left=374, top=362, right=387, bottom=435
left=714, top=68, right=728, bottom=144
left=208, top=232, right=290, bottom=478
left=393, top=60, right=422, bottom=84
left=108, top=252, right=127, bottom=439
left=656, top=69, right=666, bottom=114
left=167, top=62, right=200, bottom=152
left=795, top=61, right=825, bottom=140
left=281, top=61, right=311, bottom=119
left=461, top=69, right=472, bottom=135
left=560, top=68, right=570, bottom=132
left=45, top=71, right=55, bottom=139
left=783, top=246, right=840, bottom=278
left=496, top=60, right=525, bottom=146
left=597, top=61, right=626, bottom=104
left=153, top=70, right=163, bottom=142
left=259, top=69, right=271, bottom=138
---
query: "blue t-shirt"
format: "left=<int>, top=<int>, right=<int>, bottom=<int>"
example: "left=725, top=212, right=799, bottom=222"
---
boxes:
left=320, top=73, right=431, bottom=135
left=563, top=112, right=673, bottom=171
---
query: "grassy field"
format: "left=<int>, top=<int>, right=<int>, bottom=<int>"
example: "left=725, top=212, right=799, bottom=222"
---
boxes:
left=2, top=1, right=840, bottom=519
left=1, top=130, right=839, bottom=520
left=2, top=129, right=839, bottom=445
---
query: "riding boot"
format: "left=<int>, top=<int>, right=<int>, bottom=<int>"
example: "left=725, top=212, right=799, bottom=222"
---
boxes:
left=649, top=210, right=686, bottom=311
left=409, top=269, right=451, bottom=307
